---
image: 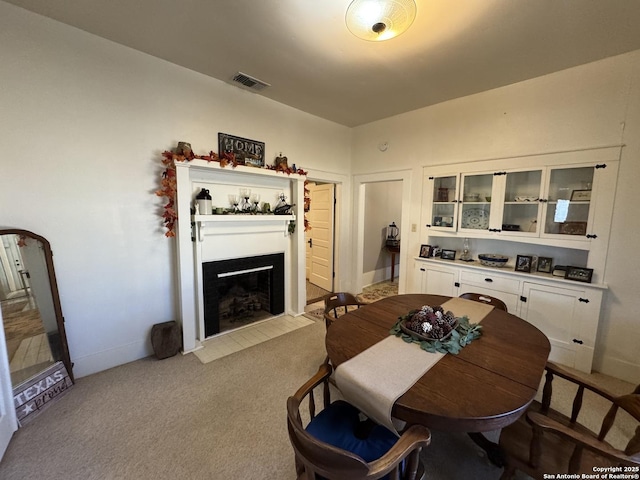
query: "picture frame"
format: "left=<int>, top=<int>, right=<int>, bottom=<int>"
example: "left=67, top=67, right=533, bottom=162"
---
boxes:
left=218, top=133, right=265, bottom=167
left=419, top=244, right=431, bottom=258
left=565, top=266, right=593, bottom=283
left=570, top=189, right=591, bottom=201
left=440, top=249, right=456, bottom=261
left=515, top=255, right=533, bottom=273
left=559, top=221, right=587, bottom=236
left=536, top=256, right=553, bottom=274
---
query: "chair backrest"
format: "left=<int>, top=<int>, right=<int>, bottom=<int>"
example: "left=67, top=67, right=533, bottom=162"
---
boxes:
left=499, top=361, right=640, bottom=478
left=324, top=292, right=366, bottom=329
left=459, top=292, right=508, bottom=312
left=286, top=363, right=431, bottom=480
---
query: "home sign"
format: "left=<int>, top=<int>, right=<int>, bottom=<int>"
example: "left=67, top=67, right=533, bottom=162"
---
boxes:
left=218, top=132, right=265, bottom=167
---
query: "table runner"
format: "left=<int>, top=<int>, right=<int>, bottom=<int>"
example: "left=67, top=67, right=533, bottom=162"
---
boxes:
left=334, top=297, right=494, bottom=434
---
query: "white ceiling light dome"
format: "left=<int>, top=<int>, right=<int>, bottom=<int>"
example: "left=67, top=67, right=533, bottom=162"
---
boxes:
left=346, top=0, right=417, bottom=41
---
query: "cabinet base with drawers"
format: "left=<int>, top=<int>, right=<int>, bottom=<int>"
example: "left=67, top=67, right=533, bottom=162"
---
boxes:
left=412, top=258, right=605, bottom=373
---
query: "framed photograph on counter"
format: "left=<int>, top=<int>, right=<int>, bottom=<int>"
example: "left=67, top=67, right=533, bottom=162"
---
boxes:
left=441, top=249, right=456, bottom=260
left=537, top=257, right=553, bottom=273
left=515, top=255, right=532, bottom=273
left=565, top=266, right=593, bottom=283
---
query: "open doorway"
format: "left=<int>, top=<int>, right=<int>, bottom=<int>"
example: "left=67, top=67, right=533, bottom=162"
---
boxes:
left=305, top=182, right=336, bottom=304
left=362, top=180, right=403, bottom=287
left=353, top=170, right=412, bottom=296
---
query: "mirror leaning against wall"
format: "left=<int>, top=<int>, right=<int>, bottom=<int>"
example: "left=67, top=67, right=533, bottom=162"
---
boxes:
left=0, top=228, right=73, bottom=387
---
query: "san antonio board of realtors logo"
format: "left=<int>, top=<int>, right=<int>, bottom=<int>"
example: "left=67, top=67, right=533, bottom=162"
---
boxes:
left=13, top=361, right=73, bottom=426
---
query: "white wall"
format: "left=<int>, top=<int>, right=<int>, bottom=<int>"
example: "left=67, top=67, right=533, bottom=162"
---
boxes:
left=362, top=181, right=402, bottom=285
left=352, top=50, right=640, bottom=383
left=0, top=2, right=351, bottom=377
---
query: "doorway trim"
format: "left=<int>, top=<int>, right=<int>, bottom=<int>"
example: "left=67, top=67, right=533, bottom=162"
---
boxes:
left=353, top=169, right=412, bottom=295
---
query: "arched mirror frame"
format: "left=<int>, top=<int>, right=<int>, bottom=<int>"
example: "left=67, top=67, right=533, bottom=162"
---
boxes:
left=0, top=228, right=74, bottom=383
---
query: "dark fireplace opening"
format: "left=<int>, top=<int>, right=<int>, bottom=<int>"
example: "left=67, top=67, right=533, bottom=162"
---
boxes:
left=202, top=253, right=285, bottom=337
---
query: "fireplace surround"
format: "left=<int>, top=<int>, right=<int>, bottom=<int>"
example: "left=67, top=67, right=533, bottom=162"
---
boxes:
left=174, top=160, right=306, bottom=352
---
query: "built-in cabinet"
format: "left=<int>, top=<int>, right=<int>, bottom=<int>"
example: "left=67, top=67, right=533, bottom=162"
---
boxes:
left=412, top=259, right=605, bottom=373
left=415, top=147, right=621, bottom=373
left=424, top=163, right=604, bottom=244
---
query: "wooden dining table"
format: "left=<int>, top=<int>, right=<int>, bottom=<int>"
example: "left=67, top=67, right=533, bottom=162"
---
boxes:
left=325, top=294, right=551, bottom=435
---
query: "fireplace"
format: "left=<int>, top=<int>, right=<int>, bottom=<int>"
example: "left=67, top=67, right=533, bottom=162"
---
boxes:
left=202, top=253, right=285, bottom=337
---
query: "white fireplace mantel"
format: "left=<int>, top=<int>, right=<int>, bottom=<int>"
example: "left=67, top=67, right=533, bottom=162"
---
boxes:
left=174, top=161, right=306, bottom=353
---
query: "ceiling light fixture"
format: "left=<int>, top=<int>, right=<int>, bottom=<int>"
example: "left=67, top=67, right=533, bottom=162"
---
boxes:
left=346, top=0, right=417, bottom=42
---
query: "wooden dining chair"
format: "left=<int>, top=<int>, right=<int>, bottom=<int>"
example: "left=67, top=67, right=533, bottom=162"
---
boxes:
left=498, top=361, right=640, bottom=479
left=287, top=362, right=431, bottom=480
left=324, top=292, right=367, bottom=329
left=459, top=292, right=508, bottom=312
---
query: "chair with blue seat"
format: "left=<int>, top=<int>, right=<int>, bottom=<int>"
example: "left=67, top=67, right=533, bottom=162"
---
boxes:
left=286, top=362, right=431, bottom=480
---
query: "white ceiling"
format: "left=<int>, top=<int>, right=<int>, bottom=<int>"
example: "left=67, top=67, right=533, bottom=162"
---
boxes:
left=6, top=0, right=640, bottom=127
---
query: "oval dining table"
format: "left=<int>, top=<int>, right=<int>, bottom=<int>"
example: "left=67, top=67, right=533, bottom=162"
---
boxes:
left=325, top=294, right=550, bottom=436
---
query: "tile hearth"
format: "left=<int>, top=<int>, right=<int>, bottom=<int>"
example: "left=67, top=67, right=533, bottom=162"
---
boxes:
left=193, top=314, right=314, bottom=364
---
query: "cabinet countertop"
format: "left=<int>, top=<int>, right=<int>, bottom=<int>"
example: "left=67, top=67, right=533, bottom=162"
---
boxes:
left=415, top=257, right=608, bottom=290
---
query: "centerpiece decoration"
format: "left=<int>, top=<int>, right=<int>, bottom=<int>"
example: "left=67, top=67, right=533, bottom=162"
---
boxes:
left=390, top=304, right=482, bottom=354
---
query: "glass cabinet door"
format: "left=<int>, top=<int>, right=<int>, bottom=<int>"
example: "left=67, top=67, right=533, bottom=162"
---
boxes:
left=501, top=169, right=544, bottom=235
left=427, top=175, right=458, bottom=230
left=543, top=166, right=594, bottom=237
left=459, top=173, right=493, bottom=232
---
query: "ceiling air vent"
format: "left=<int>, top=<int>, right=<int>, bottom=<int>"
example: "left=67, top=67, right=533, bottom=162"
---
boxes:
left=231, top=72, right=271, bottom=91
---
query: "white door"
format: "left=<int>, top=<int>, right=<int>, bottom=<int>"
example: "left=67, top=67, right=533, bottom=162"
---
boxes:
left=307, top=183, right=335, bottom=292
left=0, top=306, right=18, bottom=459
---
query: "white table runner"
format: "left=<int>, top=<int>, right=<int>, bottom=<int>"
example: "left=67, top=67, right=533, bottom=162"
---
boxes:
left=334, top=297, right=494, bottom=433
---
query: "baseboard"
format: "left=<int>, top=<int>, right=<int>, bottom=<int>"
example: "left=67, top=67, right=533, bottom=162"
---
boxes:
left=363, top=267, right=393, bottom=287
left=71, top=340, right=150, bottom=379
left=593, top=354, right=640, bottom=384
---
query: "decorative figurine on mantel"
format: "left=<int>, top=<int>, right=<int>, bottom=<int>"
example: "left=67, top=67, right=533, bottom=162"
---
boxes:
left=274, top=152, right=288, bottom=172
left=274, top=192, right=295, bottom=215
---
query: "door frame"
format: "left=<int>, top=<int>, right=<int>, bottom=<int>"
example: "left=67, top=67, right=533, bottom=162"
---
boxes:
left=353, top=169, right=413, bottom=295
left=304, top=169, right=350, bottom=296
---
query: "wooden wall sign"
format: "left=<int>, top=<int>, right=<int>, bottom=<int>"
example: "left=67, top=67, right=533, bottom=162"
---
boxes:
left=13, top=361, right=73, bottom=426
left=218, top=133, right=265, bottom=167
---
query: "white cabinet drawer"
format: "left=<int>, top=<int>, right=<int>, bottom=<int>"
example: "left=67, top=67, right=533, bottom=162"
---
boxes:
left=459, top=270, right=520, bottom=294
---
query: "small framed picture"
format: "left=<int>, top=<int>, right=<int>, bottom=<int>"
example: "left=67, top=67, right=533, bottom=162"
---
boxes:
left=441, top=249, right=456, bottom=260
left=537, top=257, right=553, bottom=273
left=565, top=266, right=593, bottom=283
left=515, top=255, right=533, bottom=273
left=419, top=244, right=431, bottom=258
left=559, top=221, right=587, bottom=236
left=570, top=189, right=591, bottom=201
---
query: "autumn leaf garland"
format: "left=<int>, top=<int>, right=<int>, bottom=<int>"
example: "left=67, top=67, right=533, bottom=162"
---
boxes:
left=156, top=149, right=310, bottom=237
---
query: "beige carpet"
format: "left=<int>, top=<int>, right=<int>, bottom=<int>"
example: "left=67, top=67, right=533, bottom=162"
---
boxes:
left=0, top=318, right=634, bottom=479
